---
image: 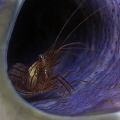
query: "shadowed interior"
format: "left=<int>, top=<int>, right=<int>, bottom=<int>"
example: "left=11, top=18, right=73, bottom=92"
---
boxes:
left=7, top=0, right=120, bottom=116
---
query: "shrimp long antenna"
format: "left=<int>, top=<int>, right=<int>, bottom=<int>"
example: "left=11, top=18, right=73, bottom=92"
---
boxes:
left=47, top=42, right=89, bottom=62
left=62, top=47, right=101, bottom=51
left=52, top=0, right=86, bottom=50
left=61, top=50, right=109, bottom=66
left=60, top=4, right=108, bottom=47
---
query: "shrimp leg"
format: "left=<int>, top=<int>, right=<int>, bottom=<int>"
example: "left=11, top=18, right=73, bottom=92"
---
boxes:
left=57, top=75, right=75, bottom=91
left=54, top=77, right=73, bottom=95
left=60, top=71, right=97, bottom=84
left=53, top=83, right=67, bottom=97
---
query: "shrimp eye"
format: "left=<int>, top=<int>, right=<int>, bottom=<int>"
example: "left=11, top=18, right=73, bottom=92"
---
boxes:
left=38, top=54, right=44, bottom=61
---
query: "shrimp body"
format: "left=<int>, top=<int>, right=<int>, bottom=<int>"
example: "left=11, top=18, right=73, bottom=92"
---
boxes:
left=8, top=50, right=72, bottom=96
left=22, top=51, right=61, bottom=93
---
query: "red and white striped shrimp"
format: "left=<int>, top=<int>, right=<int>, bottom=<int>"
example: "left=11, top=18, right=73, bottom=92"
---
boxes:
left=8, top=0, right=110, bottom=97
left=8, top=42, right=99, bottom=96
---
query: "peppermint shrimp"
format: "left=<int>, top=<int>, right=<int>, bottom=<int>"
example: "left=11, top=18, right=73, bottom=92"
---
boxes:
left=8, top=0, right=109, bottom=97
